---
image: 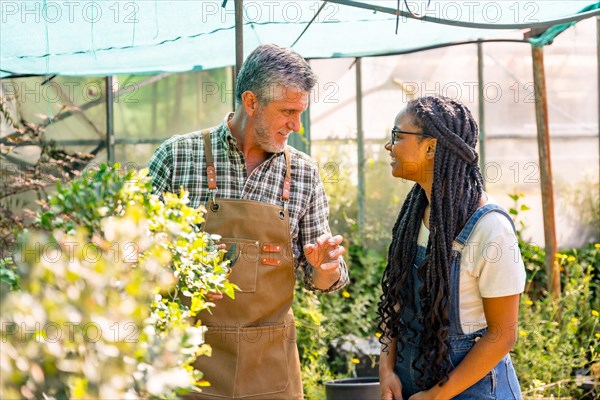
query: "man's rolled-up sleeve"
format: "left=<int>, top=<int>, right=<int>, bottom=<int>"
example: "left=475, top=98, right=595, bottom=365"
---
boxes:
left=148, top=142, right=173, bottom=197
left=296, top=167, right=349, bottom=293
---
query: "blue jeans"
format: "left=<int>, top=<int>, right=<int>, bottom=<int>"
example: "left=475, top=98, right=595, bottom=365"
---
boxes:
left=396, top=330, right=522, bottom=399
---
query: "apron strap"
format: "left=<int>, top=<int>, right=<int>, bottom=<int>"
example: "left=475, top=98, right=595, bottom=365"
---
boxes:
left=282, top=147, right=291, bottom=202
left=202, top=129, right=217, bottom=191
left=203, top=127, right=292, bottom=205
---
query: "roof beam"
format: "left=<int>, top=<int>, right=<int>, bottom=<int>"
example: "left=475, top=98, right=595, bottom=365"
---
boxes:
left=327, top=0, right=600, bottom=30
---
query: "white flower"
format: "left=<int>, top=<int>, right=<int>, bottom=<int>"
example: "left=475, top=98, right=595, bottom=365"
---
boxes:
left=146, top=368, right=194, bottom=395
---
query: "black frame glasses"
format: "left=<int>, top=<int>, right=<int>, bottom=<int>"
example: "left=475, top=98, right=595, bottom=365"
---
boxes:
left=391, top=127, right=434, bottom=144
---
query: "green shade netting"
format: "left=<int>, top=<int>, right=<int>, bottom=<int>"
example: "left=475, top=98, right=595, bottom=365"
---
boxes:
left=0, top=0, right=598, bottom=78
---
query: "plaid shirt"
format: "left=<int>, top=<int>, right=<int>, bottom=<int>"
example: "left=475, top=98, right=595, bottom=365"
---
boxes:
left=148, top=115, right=348, bottom=293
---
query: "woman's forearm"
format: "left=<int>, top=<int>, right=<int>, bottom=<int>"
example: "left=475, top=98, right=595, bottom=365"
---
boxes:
left=428, top=329, right=516, bottom=399
left=379, top=336, right=398, bottom=374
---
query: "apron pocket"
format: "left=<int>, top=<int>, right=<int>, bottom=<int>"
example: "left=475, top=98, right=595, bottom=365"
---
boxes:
left=221, top=238, right=259, bottom=293
left=235, top=323, right=291, bottom=397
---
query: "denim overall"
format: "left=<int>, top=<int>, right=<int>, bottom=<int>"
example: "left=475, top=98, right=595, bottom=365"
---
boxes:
left=395, top=204, right=523, bottom=399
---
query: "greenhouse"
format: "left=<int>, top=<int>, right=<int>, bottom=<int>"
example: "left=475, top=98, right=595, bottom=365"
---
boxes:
left=1, top=1, right=599, bottom=399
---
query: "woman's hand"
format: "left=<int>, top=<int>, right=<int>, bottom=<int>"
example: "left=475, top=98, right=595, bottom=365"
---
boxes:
left=380, top=370, right=403, bottom=400
left=408, top=388, right=438, bottom=400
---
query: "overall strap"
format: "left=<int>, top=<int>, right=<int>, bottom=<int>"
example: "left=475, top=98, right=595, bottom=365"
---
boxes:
left=202, top=129, right=217, bottom=191
left=454, top=204, right=516, bottom=247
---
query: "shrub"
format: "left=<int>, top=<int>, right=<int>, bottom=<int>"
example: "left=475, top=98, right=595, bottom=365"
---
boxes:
left=293, top=230, right=386, bottom=398
left=513, top=245, right=600, bottom=399
left=0, top=165, right=236, bottom=398
left=508, top=193, right=599, bottom=398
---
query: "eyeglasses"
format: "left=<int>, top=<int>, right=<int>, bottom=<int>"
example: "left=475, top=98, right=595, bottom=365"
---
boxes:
left=391, top=127, right=434, bottom=144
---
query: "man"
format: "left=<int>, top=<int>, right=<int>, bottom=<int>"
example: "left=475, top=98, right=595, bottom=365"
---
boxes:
left=148, top=44, right=349, bottom=399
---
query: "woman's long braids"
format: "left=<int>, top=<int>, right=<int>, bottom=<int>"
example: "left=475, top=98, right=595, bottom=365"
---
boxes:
left=377, top=96, right=484, bottom=388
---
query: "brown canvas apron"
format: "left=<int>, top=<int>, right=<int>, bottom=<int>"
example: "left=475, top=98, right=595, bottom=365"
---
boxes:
left=188, top=130, right=303, bottom=399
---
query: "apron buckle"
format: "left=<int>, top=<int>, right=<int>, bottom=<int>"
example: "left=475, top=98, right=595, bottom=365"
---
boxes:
left=280, top=201, right=288, bottom=220
left=209, top=189, right=220, bottom=212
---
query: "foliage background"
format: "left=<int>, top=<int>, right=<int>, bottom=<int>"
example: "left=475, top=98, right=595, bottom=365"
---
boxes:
left=289, top=154, right=600, bottom=400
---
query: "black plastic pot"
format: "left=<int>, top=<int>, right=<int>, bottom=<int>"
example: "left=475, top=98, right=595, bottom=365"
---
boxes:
left=325, top=377, right=380, bottom=400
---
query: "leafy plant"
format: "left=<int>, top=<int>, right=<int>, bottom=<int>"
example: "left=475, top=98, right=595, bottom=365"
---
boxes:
left=0, top=165, right=236, bottom=398
left=293, top=287, right=335, bottom=400
left=1, top=93, right=95, bottom=262
left=509, top=193, right=600, bottom=398
left=293, top=230, right=387, bottom=398
left=509, top=193, right=547, bottom=299
left=513, top=247, right=600, bottom=399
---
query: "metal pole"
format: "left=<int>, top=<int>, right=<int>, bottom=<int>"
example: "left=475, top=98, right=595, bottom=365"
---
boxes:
left=290, top=60, right=312, bottom=155
left=477, top=41, right=486, bottom=189
left=105, top=76, right=115, bottom=165
left=303, top=60, right=311, bottom=155
left=355, top=57, right=365, bottom=235
left=234, top=0, right=244, bottom=86
left=597, top=17, right=599, bottom=166
left=151, top=80, right=158, bottom=135
left=531, top=45, right=560, bottom=298
left=231, top=66, right=236, bottom=110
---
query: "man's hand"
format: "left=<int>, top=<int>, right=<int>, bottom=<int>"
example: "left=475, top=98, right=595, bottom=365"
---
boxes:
left=303, top=233, right=346, bottom=290
left=303, top=233, right=345, bottom=272
left=206, top=292, right=223, bottom=301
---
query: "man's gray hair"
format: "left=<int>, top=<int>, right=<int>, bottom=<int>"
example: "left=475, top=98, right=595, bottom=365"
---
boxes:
left=235, top=44, right=317, bottom=106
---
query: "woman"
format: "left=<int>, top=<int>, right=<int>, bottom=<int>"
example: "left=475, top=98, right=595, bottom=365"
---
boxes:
left=378, top=96, right=525, bottom=399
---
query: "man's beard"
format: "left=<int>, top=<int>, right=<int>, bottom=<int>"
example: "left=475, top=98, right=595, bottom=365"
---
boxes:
left=254, top=112, right=289, bottom=153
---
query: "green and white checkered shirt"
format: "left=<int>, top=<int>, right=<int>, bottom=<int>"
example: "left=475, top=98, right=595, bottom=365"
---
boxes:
left=148, top=115, right=348, bottom=293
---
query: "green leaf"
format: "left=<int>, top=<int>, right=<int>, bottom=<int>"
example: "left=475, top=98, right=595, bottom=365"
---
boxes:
left=225, top=243, right=239, bottom=267
left=39, top=211, right=54, bottom=229
left=0, top=264, right=20, bottom=291
left=509, top=208, right=518, bottom=215
left=223, top=283, right=235, bottom=299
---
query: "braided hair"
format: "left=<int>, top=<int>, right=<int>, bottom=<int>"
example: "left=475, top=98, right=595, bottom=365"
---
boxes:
left=377, top=96, right=483, bottom=388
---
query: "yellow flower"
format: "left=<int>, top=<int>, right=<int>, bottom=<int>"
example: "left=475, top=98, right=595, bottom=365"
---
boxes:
left=525, top=300, right=533, bottom=306
left=592, top=310, right=599, bottom=317
left=519, top=330, right=528, bottom=337
left=351, top=358, right=360, bottom=364
left=375, top=332, right=382, bottom=338
left=571, top=317, right=579, bottom=324
left=596, top=333, right=600, bottom=339
left=567, top=256, right=576, bottom=263
left=594, top=243, right=600, bottom=249
left=342, top=291, right=350, bottom=298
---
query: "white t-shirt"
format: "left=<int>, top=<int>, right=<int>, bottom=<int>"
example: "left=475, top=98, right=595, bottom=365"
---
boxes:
left=418, top=200, right=526, bottom=333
